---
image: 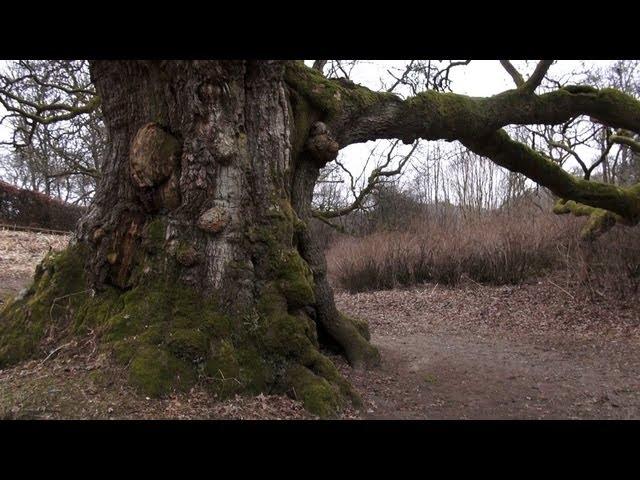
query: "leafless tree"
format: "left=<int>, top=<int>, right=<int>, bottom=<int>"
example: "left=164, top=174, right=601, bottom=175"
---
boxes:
left=0, top=60, right=104, bottom=205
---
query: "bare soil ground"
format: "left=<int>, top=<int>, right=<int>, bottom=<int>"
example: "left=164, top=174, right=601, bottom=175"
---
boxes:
left=334, top=281, right=640, bottom=419
left=1, top=229, right=639, bottom=419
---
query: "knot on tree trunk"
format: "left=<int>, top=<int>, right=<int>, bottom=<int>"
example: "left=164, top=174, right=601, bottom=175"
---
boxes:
left=130, top=123, right=181, bottom=188
left=197, top=206, right=231, bottom=233
left=305, top=122, right=339, bottom=166
left=130, top=123, right=182, bottom=212
left=92, top=227, right=106, bottom=243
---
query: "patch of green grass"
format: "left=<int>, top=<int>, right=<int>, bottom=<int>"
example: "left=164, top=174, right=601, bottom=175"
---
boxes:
left=423, top=373, right=438, bottom=384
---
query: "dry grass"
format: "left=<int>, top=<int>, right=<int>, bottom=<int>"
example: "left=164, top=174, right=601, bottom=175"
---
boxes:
left=327, top=210, right=571, bottom=292
left=564, top=226, right=640, bottom=298
left=327, top=208, right=640, bottom=298
left=0, top=228, right=70, bottom=301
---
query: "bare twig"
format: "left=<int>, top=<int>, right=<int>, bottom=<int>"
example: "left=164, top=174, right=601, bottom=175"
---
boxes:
left=40, top=341, right=74, bottom=365
left=547, top=279, right=575, bottom=300
left=49, top=289, right=93, bottom=322
left=500, top=60, right=525, bottom=87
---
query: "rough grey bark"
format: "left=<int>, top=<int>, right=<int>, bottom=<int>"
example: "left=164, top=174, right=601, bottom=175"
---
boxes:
left=292, top=142, right=379, bottom=368
left=0, top=60, right=377, bottom=417
left=78, top=60, right=376, bottom=358
left=80, top=61, right=264, bottom=298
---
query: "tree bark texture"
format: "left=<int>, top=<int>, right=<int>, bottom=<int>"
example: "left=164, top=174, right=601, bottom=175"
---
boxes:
left=0, top=60, right=378, bottom=417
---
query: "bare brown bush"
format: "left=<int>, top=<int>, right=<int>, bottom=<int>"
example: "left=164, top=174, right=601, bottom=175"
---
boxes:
left=328, top=210, right=563, bottom=292
left=327, top=204, right=640, bottom=297
left=0, top=180, right=85, bottom=231
left=558, top=227, right=640, bottom=299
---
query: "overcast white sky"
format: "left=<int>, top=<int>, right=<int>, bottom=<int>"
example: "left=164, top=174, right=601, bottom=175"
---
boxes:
left=306, top=60, right=616, bottom=96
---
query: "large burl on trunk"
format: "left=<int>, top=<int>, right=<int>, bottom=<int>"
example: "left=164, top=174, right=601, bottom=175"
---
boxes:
left=0, top=60, right=378, bottom=417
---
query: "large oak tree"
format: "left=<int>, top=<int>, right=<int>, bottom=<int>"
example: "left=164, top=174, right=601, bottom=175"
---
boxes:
left=2, top=60, right=640, bottom=416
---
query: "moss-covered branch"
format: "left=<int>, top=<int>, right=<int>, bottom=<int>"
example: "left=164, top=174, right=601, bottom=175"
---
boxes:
left=552, top=199, right=625, bottom=240
left=461, top=129, right=640, bottom=225
left=286, top=61, right=640, bottom=234
left=609, top=131, right=640, bottom=153
left=284, top=62, right=640, bottom=149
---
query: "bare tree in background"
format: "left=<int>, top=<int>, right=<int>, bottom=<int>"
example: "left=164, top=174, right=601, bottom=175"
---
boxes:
left=0, top=60, right=104, bottom=205
left=310, top=60, right=471, bottom=225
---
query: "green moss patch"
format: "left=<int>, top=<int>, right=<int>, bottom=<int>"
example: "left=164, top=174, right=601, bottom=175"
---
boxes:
left=0, top=244, right=90, bottom=367
left=286, top=364, right=341, bottom=418
left=167, top=328, right=209, bottom=363
left=128, top=345, right=196, bottom=397
left=1, top=213, right=363, bottom=416
left=274, top=250, right=316, bottom=308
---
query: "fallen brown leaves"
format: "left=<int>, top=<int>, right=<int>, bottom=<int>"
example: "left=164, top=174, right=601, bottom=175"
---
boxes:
left=335, top=274, right=640, bottom=344
left=333, top=276, right=640, bottom=419
left=0, top=351, right=313, bottom=420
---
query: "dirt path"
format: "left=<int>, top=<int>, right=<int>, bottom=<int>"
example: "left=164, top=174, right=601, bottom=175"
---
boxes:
left=336, top=332, right=640, bottom=419
left=334, top=284, right=640, bottom=419
left=2, top=230, right=640, bottom=419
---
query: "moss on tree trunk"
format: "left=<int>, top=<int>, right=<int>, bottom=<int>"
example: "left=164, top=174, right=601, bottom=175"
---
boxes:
left=0, top=60, right=378, bottom=417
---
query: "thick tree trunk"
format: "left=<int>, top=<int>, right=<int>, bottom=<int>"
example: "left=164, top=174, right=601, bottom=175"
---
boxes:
left=0, top=60, right=378, bottom=417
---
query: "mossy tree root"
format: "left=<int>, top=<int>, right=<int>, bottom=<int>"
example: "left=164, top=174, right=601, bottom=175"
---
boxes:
left=0, top=241, right=366, bottom=418
left=312, top=281, right=380, bottom=369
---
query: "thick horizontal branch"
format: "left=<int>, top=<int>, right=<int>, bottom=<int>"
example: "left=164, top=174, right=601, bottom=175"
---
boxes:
left=286, top=62, right=640, bottom=229
left=285, top=62, right=640, bottom=148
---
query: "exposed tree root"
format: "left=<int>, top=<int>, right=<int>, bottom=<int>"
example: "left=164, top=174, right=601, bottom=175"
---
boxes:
left=0, top=242, right=369, bottom=417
